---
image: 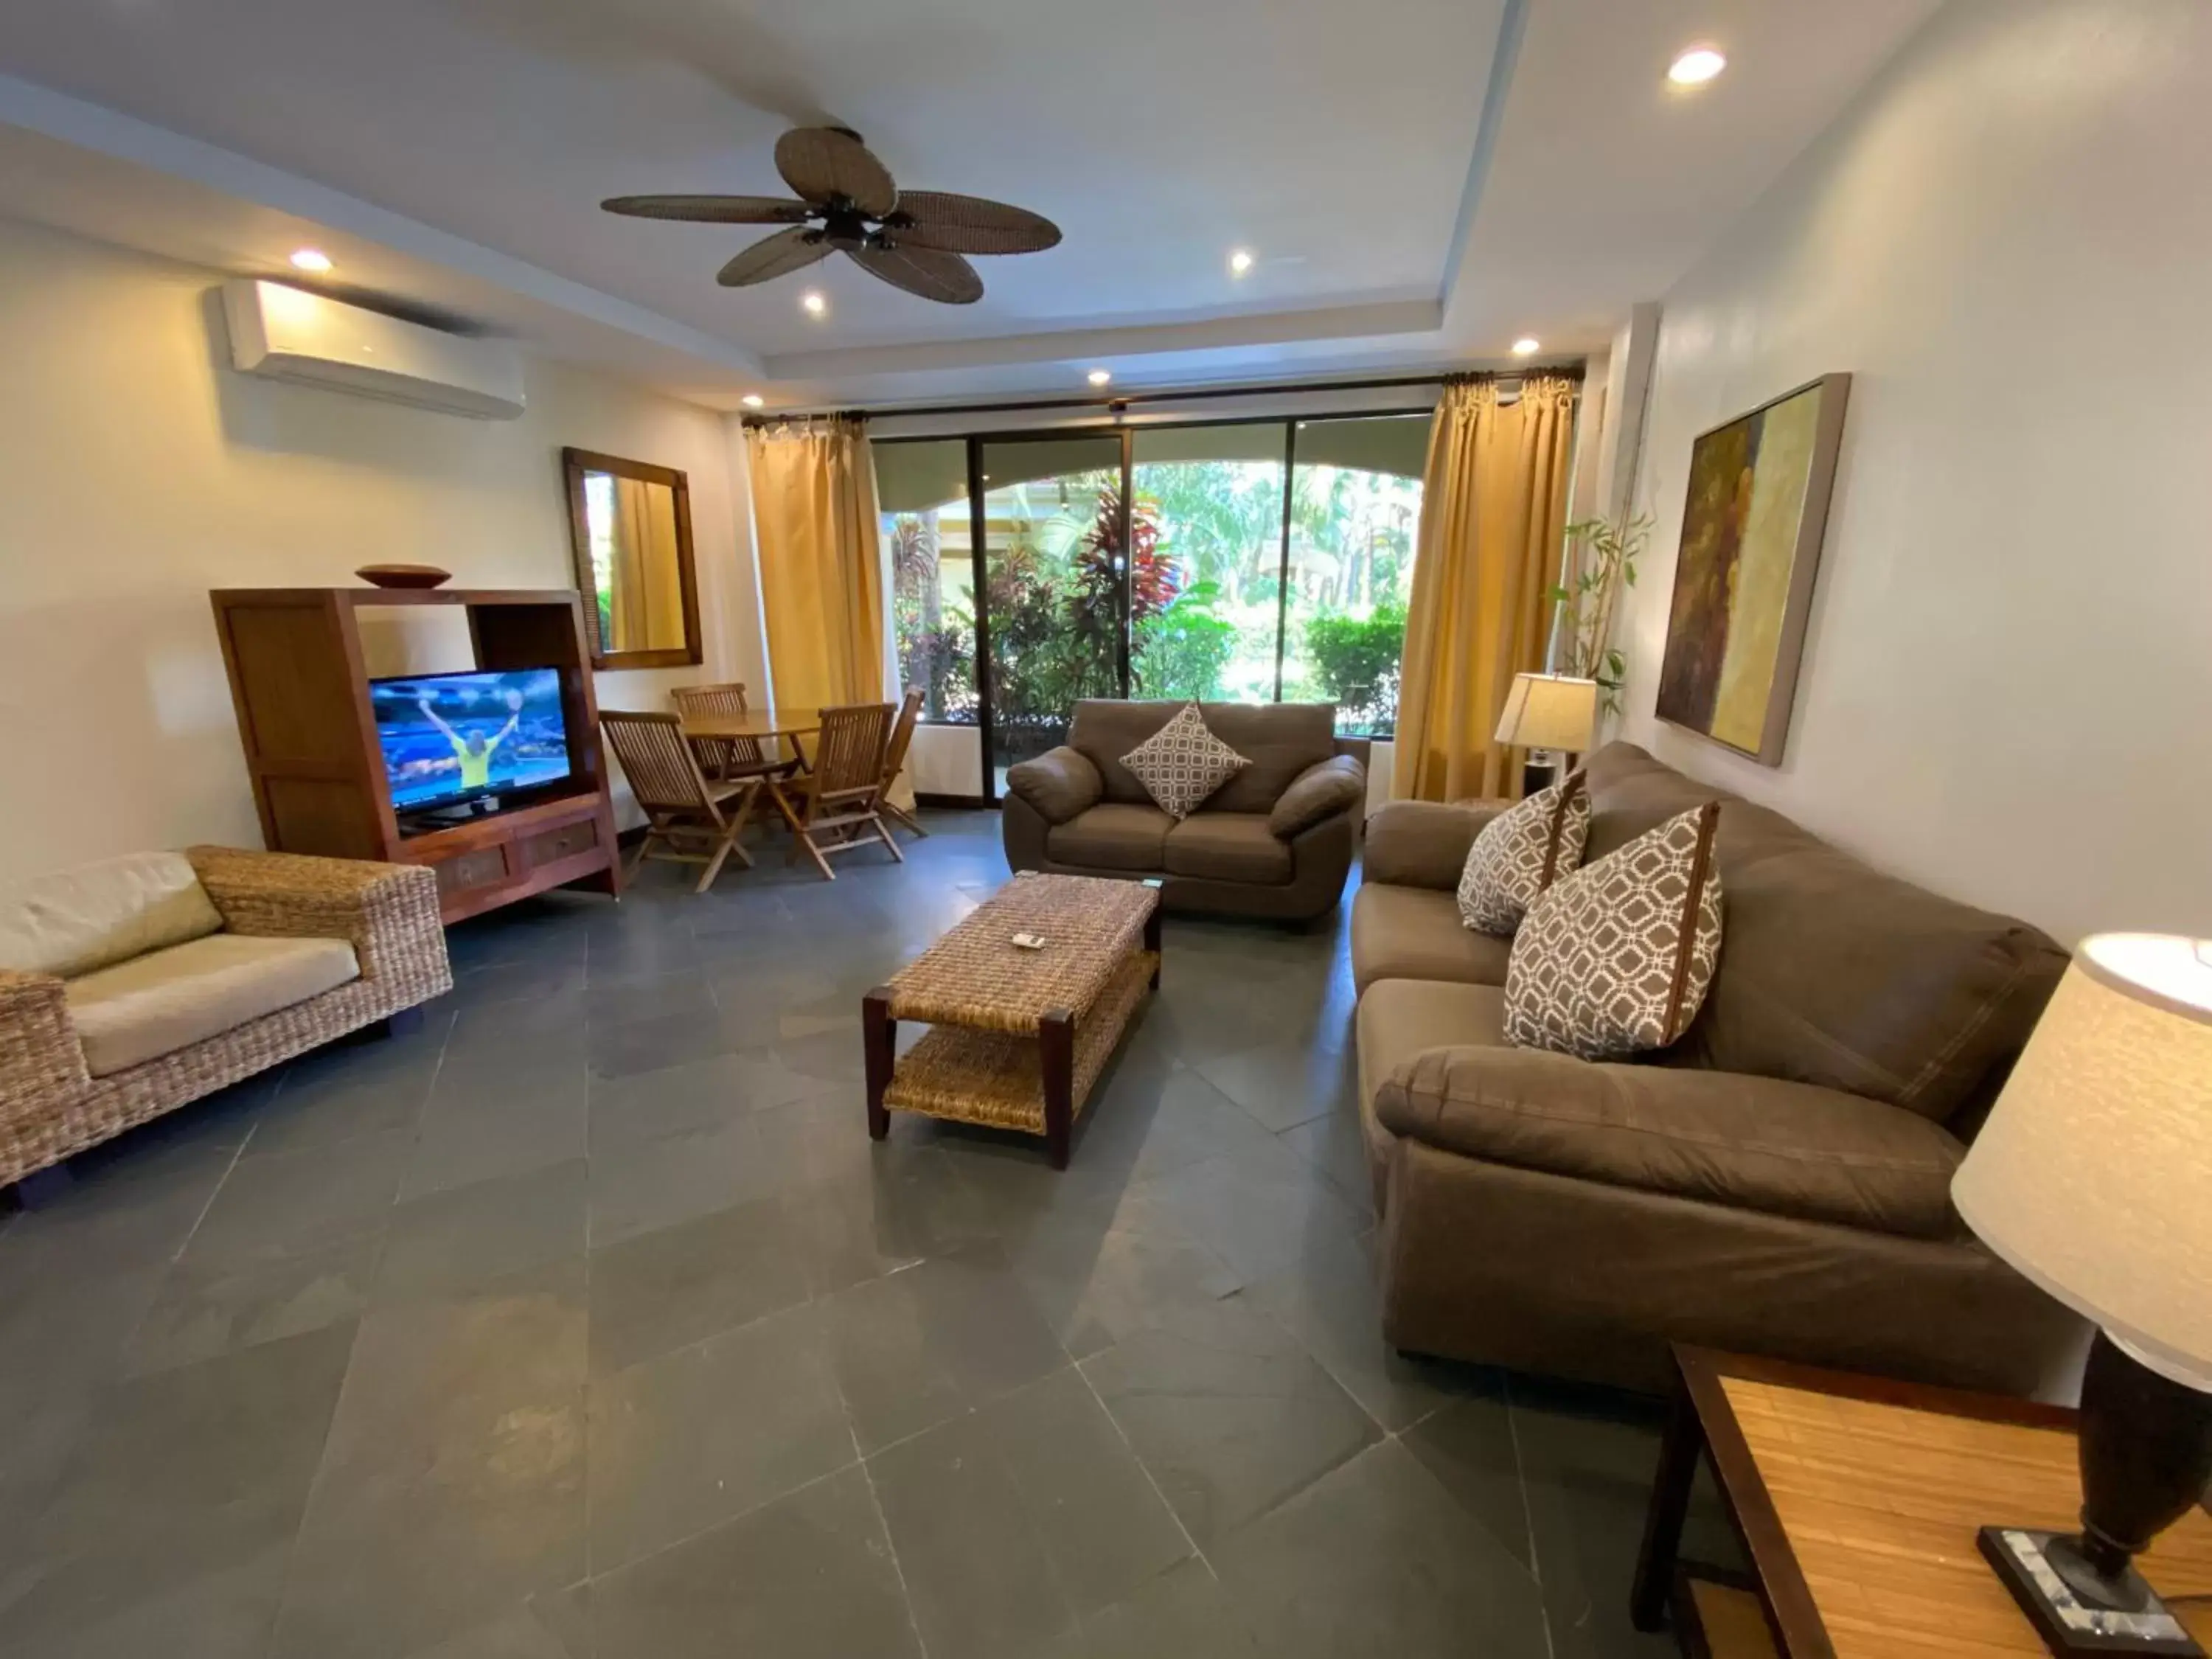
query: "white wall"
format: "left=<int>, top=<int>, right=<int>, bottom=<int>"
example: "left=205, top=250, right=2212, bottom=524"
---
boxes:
left=0, top=215, right=765, bottom=880
left=1615, top=0, right=2212, bottom=947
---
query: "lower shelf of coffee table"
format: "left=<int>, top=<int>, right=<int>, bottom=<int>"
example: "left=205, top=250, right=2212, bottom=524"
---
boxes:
left=1672, top=1573, right=1778, bottom=1659
left=880, top=949, right=1156, bottom=1135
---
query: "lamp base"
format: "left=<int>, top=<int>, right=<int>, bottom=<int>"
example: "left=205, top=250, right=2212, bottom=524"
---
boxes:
left=1520, top=752, right=1568, bottom=798
left=1978, top=1527, right=2202, bottom=1656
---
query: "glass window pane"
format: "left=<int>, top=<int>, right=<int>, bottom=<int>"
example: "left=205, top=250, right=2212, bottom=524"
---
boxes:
left=1282, top=415, right=1430, bottom=736
left=876, top=439, right=977, bottom=724
left=977, top=436, right=1124, bottom=785
left=1129, top=424, right=1289, bottom=705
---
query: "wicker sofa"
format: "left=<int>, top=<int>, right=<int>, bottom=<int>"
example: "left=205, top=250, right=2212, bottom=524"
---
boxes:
left=0, top=846, right=451, bottom=1189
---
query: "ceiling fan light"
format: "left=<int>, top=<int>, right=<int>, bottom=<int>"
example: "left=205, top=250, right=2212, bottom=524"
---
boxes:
left=801, top=291, right=827, bottom=316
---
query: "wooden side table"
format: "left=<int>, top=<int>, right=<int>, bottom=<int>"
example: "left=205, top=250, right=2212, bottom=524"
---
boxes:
left=1632, top=1346, right=2212, bottom=1658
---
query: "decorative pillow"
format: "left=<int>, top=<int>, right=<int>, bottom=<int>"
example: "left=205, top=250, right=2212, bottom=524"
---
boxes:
left=1119, top=703, right=1251, bottom=820
left=1455, top=771, right=1590, bottom=936
left=1505, top=801, right=1725, bottom=1060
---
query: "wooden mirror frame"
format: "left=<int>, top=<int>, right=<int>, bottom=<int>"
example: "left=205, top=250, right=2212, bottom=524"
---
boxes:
left=562, top=447, right=704, bottom=671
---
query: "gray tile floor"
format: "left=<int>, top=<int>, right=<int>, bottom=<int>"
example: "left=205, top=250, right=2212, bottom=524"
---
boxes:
left=0, top=813, right=1731, bottom=1658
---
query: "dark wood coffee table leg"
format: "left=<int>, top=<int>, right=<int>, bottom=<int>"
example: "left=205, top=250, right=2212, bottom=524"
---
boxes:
left=1632, top=1382, right=1708, bottom=1631
left=1142, top=878, right=1164, bottom=987
left=862, top=987, right=894, bottom=1141
left=1039, top=1008, right=1075, bottom=1170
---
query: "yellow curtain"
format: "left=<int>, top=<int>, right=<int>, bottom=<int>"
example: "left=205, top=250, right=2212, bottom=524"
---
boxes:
left=608, top=477, right=684, bottom=653
left=1393, top=372, right=1579, bottom=803
left=745, top=417, right=887, bottom=709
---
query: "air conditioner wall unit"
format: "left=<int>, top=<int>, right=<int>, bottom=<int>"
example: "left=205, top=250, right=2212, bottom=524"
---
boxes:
left=221, top=279, right=526, bottom=420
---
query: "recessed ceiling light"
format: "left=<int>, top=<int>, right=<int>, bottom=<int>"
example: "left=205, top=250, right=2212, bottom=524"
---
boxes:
left=741, top=394, right=765, bottom=408
left=1512, top=337, right=1541, bottom=357
left=1228, top=249, right=1254, bottom=276
left=288, top=248, right=333, bottom=273
left=1088, top=369, right=1113, bottom=387
left=801, top=291, right=827, bottom=316
left=1667, top=46, right=1726, bottom=86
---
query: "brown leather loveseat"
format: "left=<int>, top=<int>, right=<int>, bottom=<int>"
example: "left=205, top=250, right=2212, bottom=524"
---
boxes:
left=1352, top=742, right=2085, bottom=1397
left=1004, top=700, right=1365, bottom=921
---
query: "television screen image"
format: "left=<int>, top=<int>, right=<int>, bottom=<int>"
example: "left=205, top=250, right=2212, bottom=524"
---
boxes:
left=370, top=669, right=572, bottom=814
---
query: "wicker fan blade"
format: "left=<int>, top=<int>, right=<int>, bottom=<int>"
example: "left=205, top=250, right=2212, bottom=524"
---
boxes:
left=601, top=194, right=813, bottom=224
left=774, top=127, right=897, bottom=215
left=846, top=242, right=983, bottom=305
left=889, top=191, right=1062, bottom=255
left=717, top=227, right=832, bottom=287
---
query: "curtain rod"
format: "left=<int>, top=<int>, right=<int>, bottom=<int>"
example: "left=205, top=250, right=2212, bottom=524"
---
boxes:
left=740, top=364, right=1584, bottom=427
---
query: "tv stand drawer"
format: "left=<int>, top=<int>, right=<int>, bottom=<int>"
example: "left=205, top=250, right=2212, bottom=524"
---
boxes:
left=424, top=844, right=511, bottom=898
left=521, top=815, right=601, bottom=870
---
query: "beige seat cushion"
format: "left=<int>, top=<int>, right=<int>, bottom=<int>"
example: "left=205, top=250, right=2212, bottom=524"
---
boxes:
left=0, top=851, right=224, bottom=978
left=1164, top=813, right=1291, bottom=884
left=66, top=933, right=360, bottom=1077
left=1350, top=883, right=1512, bottom=995
left=1047, top=803, right=1173, bottom=872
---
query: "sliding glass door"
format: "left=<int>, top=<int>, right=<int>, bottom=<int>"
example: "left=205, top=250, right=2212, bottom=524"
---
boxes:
left=976, top=436, right=1124, bottom=789
left=877, top=408, right=1433, bottom=803
left=1281, top=415, right=1429, bottom=735
left=1129, top=424, right=1288, bottom=703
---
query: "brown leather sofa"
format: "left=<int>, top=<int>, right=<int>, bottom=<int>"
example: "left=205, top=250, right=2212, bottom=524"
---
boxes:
left=1352, top=742, right=2086, bottom=1397
left=1003, top=700, right=1366, bottom=921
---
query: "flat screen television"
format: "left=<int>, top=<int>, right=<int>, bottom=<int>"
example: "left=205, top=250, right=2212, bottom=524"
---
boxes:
left=369, top=668, right=572, bottom=815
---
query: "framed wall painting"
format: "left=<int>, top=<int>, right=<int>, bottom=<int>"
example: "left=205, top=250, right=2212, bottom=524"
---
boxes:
left=1655, top=373, right=1851, bottom=765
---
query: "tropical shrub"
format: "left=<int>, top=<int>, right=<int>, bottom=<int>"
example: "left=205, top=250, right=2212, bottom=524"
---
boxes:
left=1133, top=581, right=1237, bottom=700
left=1304, top=602, right=1407, bottom=734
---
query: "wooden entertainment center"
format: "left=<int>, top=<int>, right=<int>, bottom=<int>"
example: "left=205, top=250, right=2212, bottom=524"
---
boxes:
left=209, top=586, right=622, bottom=922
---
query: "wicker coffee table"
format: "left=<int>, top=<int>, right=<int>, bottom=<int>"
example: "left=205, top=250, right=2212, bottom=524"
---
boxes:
left=862, top=872, right=1163, bottom=1169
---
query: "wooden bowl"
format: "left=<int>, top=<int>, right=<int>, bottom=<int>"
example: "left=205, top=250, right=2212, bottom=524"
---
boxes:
left=355, top=563, right=453, bottom=590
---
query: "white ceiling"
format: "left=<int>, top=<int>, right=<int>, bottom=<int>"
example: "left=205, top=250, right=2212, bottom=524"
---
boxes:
left=0, top=0, right=1939, bottom=410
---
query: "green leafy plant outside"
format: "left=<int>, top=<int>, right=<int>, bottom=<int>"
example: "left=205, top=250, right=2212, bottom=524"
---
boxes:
left=1132, top=581, right=1237, bottom=701
left=1301, top=602, right=1406, bottom=734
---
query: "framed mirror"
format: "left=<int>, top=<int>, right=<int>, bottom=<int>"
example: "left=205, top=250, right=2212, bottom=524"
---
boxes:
left=562, top=447, right=703, bottom=670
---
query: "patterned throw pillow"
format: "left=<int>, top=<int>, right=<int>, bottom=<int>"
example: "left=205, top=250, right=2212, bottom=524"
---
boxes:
left=1120, top=703, right=1251, bottom=820
left=1455, top=772, right=1590, bottom=936
left=1505, top=801, right=1725, bottom=1060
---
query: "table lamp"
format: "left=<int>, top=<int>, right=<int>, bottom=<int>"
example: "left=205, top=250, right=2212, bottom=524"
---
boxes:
left=1951, top=933, right=2212, bottom=1657
left=1495, top=672, right=1598, bottom=796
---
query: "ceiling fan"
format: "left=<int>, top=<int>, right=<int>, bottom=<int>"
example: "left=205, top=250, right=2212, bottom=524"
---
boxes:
left=602, top=126, right=1060, bottom=306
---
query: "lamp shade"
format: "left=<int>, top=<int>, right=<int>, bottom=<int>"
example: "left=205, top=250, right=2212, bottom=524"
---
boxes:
left=1494, top=672, right=1598, bottom=751
left=1951, top=933, right=2212, bottom=1390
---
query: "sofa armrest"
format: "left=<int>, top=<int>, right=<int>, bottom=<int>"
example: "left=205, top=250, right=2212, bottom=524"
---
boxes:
left=1269, top=755, right=1366, bottom=840
left=1004, top=746, right=1102, bottom=827
left=1361, top=800, right=1504, bottom=891
left=185, top=847, right=451, bottom=998
left=1375, top=1044, right=1967, bottom=1240
left=0, top=967, right=88, bottom=1119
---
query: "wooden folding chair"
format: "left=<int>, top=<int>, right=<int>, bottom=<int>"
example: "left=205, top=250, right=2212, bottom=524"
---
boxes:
left=879, top=686, right=928, bottom=840
left=773, top=702, right=899, bottom=881
left=669, top=682, right=805, bottom=785
left=599, top=710, right=760, bottom=893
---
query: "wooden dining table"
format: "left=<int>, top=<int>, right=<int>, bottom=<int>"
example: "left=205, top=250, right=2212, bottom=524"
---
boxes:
left=676, top=707, right=820, bottom=835
left=677, top=707, right=824, bottom=745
